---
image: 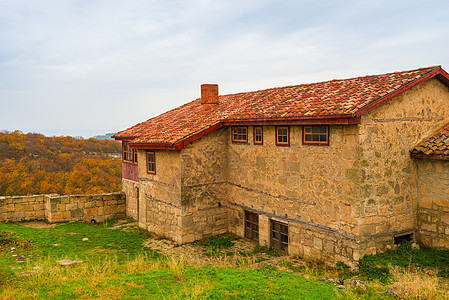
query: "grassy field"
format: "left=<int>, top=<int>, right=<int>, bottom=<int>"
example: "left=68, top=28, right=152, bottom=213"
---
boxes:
left=1, top=220, right=448, bottom=299
left=0, top=220, right=341, bottom=299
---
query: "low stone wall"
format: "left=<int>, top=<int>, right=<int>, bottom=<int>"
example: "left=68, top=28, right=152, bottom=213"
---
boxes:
left=0, top=195, right=46, bottom=222
left=0, top=192, right=126, bottom=224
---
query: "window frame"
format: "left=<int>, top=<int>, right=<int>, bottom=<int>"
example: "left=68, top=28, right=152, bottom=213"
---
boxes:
left=231, top=126, right=248, bottom=143
left=133, top=149, right=138, bottom=164
left=302, top=125, right=330, bottom=146
left=275, top=126, right=290, bottom=146
left=270, top=220, right=288, bottom=253
left=122, top=142, right=133, bottom=162
left=245, top=211, right=259, bottom=241
left=146, top=151, right=156, bottom=175
left=253, top=126, right=263, bottom=145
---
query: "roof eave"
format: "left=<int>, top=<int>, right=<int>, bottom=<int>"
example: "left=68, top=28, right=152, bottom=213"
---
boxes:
left=410, top=152, right=449, bottom=160
left=112, top=135, right=136, bottom=141
left=222, top=115, right=361, bottom=126
left=355, top=67, right=449, bottom=117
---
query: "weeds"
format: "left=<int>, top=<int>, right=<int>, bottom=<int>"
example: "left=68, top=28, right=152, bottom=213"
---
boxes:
left=389, top=265, right=448, bottom=300
left=252, top=245, right=283, bottom=256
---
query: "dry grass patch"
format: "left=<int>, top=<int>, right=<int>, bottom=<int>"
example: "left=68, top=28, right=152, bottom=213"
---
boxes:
left=389, top=266, right=449, bottom=300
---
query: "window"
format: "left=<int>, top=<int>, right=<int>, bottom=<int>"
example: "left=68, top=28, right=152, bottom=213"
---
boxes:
left=253, top=126, right=263, bottom=145
left=275, top=126, right=290, bottom=146
left=303, top=126, right=329, bottom=145
left=123, top=142, right=138, bottom=163
left=123, top=142, right=133, bottom=162
left=394, top=233, right=414, bottom=245
left=146, top=151, right=156, bottom=174
left=231, top=126, right=248, bottom=143
left=245, top=211, right=259, bottom=241
left=271, top=220, right=288, bottom=252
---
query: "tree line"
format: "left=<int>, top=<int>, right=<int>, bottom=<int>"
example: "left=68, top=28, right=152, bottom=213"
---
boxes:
left=0, top=131, right=122, bottom=196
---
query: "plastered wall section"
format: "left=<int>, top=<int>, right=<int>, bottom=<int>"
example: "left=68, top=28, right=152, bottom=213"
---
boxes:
left=137, top=149, right=183, bottom=242
left=416, top=159, right=449, bottom=249
left=0, top=195, right=46, bottom=222
left=226, top=124, right=361, bottom=263
left=356, top=78, right=449, bottom=252
left=180, top=127, right=229, bottom=243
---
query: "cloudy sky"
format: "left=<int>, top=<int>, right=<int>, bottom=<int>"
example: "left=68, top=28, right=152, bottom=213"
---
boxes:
left=1, top=0, right=449, bottom=137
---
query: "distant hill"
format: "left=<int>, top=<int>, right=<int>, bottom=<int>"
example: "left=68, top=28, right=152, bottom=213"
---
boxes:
left=93, top=133, right=117, bottom=140
left=0, top=131, right=122, bottom=196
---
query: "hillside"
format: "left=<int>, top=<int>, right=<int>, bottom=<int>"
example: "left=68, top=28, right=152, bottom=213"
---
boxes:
left=0, top=131, right=122, bottom=196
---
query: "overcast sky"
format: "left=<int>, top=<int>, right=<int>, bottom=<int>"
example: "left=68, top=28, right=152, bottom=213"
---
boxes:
left=1, top=0, right=449, bottom=138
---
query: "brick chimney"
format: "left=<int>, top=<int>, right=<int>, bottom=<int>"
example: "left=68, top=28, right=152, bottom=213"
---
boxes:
left=201, top=84, right=219, bottom=104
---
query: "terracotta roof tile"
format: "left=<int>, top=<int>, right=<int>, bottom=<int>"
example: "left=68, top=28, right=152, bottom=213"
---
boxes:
left=113, top=66, right=447, bottom=147
left=411, top=122, right=449, bottom=158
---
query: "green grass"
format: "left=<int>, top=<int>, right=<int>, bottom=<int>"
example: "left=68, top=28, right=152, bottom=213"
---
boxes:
left=0, top=221, right=344, bottom=299
left=0, top=220, right=158, bottom=262
left=357, top=242, right=449, bottom=282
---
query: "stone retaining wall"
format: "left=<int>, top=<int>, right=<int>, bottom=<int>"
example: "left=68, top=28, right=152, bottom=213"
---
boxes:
left=0, top=192, right=125, bottom=223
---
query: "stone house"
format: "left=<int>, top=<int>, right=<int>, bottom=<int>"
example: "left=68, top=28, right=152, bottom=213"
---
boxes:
left=113, top=66, right=449, bottom=264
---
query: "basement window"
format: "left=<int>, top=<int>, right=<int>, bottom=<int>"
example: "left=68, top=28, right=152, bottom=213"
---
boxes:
left=394, top=233, right=414, bottom=245
left=276, top=126, right=290, bottom=146
left=146, top=151, right=156, bottom=174
left=245, top=211, right=259, bottom=241
left=303, top=126, right=329, bottom=146
left=271, top=220, right=288, bottom=252
left=254, top=126, right=263, bottom=145
left=231, top=126, right=248, bottom=143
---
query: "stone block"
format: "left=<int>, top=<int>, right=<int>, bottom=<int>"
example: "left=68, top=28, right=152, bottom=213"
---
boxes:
left=6, top=204, right=14, bottom=212
left=84, top=201, right=95, bottom=208
left=63, top=210, right=71, bottom=220
left=52, top=212, right=63, bottom=221
left=66, top=203, right=77, bottom=211
left=25, top=211, right=36, bottom=219
left=441, top=213, right=449, bottom=225
left=434, top=198, right=449, bottom=208
left=421, top=222, right=437, bottom=232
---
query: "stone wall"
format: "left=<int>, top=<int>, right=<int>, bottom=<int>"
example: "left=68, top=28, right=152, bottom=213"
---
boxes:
left=0, top=195, right=46, bottom=222
left=137, top=149, right=183, bottom=242
left=226, top=124, right=360, bottom=264
left=416, top=159, right=449, bottom=249
left=180, top=127, right=229, bottom=243
left=122, top=179, right=139, bottom=220
left=0, top=192, right=125, bottom=223
left=46, top=192, right=126, bottom=223
left=354, top=78, right=449, bottom=256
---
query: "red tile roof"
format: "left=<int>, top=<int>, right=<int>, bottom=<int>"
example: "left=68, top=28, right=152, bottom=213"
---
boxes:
left=411, top=122, right=449, bottom=160
left=113, top=66, right=449, bottom=149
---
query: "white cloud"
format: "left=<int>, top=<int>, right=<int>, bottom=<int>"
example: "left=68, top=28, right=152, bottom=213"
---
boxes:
left=1, top=0, right=449, bottom=137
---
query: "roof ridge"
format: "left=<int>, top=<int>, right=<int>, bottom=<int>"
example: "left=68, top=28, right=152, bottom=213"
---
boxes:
left=219, top=66, right=441, bottom=98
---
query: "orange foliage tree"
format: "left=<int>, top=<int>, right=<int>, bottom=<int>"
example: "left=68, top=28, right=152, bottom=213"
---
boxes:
left=0, top=131, right=122, bottom=196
